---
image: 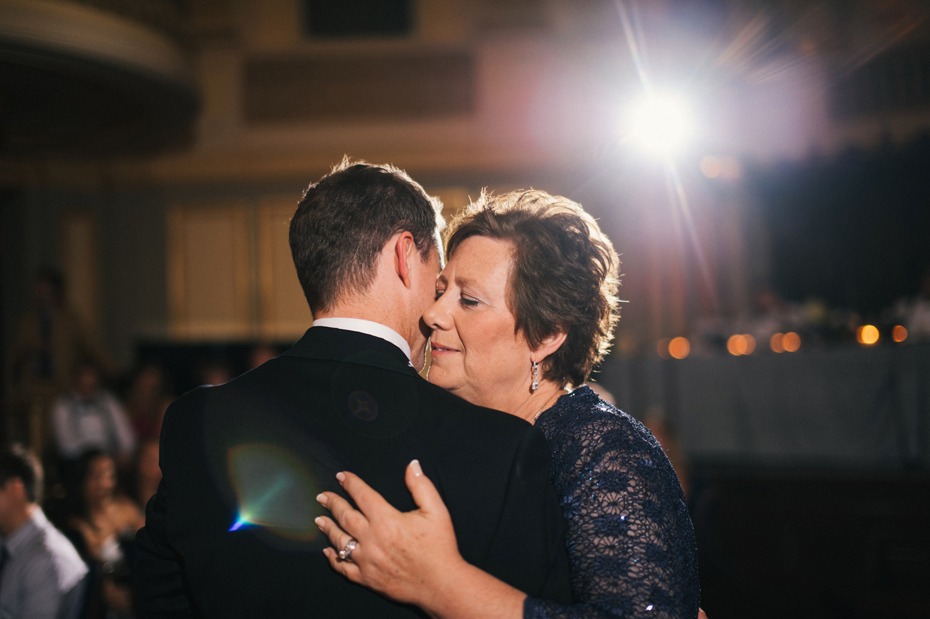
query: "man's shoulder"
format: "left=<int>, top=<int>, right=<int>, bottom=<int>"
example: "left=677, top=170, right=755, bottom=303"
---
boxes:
left=23, top=516, right=87, bottom=589
left=164, top=355, right=536, bottom=453
left=408, top=380, right=549, bottom=471
left=415, top=378, right=530, bottom=431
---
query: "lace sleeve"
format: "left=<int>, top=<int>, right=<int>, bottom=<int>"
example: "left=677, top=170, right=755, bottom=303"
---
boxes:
left=525, top=413, right=699, bottom=619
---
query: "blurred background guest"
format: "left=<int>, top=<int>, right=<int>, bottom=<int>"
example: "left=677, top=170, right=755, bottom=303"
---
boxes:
left=64, top=450, right=143, bottom=619
left=586, top=381, right=617, bottom=405
left=50, top=362, right=136, bottom=472
left=194, top=358, right=233, bottom=387
left=248, top=343, right=280, bottom=369
left=129, top=439, right=161, bottom=508
left=5, top=269, right=115, bottom=457
left=122, top=363, right=172, bottom=444
left=643, top=406, right=691, bottom=500
left=0, top=444, right=87, bottom=619
left=894, top=266, right=930, bottom=341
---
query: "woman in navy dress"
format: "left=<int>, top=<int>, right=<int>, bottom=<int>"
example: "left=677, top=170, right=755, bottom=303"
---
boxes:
left=316, top=190, right=701, bottom=618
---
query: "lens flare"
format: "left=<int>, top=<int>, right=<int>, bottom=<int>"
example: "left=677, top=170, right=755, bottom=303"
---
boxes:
left=701, top=156, right=722, bottom=178
left=227, top=443, right=321, bottom=540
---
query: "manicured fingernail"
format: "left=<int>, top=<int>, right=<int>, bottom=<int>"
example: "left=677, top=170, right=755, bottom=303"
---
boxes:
left=314, top=517, right=325, bottom=529
left=323, top=548, right=333, bottom=558
left=316, top=493, right=328, bottom=505
left=336, top=472, right=346, bottom=483
left=410, top=459, right=422, bottom=477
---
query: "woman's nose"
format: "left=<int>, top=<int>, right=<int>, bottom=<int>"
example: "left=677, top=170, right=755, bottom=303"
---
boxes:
left=423, top=296, right=451, bottom=331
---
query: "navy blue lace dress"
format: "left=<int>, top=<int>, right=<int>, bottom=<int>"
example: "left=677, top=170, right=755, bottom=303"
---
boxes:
left=524, top=386, right=700, bottom=619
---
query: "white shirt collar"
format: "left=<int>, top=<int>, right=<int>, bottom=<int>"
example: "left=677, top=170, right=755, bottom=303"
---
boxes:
left=311, top=318, right=412, bottom=364
left=3, top=507, right=45, bottom=556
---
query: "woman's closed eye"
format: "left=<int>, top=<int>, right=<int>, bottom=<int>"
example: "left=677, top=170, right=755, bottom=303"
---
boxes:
left=459, top=295, right=479, bottom=308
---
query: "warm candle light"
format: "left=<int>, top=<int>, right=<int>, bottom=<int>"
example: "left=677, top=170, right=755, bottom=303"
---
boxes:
left=669, top=337, right=691, bottom=359
left=857, top=325, right=879, bottom=345
left=727, top=334, right=744, bottom=356
left=770, top=333, right=785, bottom=353
left=892, top=325, right=908, bottom=343
left=657, top=338, right=671, bottom=359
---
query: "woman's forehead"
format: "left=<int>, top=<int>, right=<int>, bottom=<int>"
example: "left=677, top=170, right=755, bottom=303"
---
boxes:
left=445, top=237, right=514, bottom=274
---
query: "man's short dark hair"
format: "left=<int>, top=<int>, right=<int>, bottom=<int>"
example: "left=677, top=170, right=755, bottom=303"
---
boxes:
left=0, top=444, right=43, bottom=504
left=289, top=158, right=444, bottom=314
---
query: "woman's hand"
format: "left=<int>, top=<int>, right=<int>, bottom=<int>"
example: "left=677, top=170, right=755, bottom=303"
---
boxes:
left=315, top=460, right=465, bottom=612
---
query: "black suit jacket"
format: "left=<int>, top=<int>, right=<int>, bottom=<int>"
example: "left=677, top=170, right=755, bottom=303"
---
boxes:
left=135, top=327, right=572, bottom=618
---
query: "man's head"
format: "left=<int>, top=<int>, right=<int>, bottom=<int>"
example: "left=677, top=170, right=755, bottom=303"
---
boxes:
left=289, top=159, right=444, bottom=367
left=0, top=445, right=42, bottom=535
left=33, top=267, right=65, bottom=310
left=72, top=361, right=101, bottom=399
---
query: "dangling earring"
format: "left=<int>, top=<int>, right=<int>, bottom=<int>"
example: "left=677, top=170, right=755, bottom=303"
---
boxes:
left=531, top=361, right=539, bottom=392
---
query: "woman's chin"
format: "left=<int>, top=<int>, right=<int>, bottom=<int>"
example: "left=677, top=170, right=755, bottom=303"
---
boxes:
left=426, top=367, right=454, bottom=390
left=426, top=369, right=443, bottom=387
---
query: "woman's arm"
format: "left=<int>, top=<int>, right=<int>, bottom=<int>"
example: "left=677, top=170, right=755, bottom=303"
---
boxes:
left=524, top=420, right=700, bottom=619
left=315, top=460, right=526, bottom=619
left=115, top=495, right=146, bottom=532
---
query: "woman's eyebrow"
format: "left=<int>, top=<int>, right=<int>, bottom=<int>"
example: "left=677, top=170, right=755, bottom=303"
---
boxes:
left=455, top=275, right=488, bottom=295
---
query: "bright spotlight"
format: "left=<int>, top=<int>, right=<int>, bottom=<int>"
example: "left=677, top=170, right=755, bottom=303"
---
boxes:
left=628, top=94, right=694, bottom=156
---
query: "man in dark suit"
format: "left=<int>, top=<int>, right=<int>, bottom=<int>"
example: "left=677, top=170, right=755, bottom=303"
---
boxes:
left=134, top=161, right=571, bottom=618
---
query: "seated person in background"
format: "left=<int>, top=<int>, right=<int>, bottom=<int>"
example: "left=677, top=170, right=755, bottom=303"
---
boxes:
left=51, top=361, right=136, bottom=470
left=123, top=363, right=172, bottom=443
left=131, top=439, right=162, bottom=508
left=248, top=343, right=280, bottom=369
left=66, top=450, right=144, bottom=618
left=0, top=444, right=87, bottom=619
left=5, top=268, right=116, bottom=454
left=894, top=265, right=930, bottom=340
left=195, top=358, right=233, bottom=387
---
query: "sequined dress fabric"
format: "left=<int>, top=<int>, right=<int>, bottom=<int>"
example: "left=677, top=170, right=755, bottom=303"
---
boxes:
left=524, top=386, right=700, bottom=619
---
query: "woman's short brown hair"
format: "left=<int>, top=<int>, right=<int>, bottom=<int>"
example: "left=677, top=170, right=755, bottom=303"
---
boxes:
left=446, top=190, right=620, bottom=387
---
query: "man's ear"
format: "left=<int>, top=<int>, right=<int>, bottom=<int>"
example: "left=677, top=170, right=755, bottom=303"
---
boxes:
left=393, top=231, right=417, bottom=290
left=534, top=330, right=568, bottom=361
left=1, top=478, right=25, bottom=501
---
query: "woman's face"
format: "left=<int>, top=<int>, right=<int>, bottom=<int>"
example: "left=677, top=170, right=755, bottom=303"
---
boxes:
left=424, top=236, right=534, bottom=410
left=84, top=455, right=116, bottom=505
left=137, top=441, right=161, bottom=483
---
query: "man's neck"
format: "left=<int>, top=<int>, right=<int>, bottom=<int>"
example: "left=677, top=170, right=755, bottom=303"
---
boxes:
left=0, top=504, right=35, bottom=538
left=316, top=302, right=412, bottom=349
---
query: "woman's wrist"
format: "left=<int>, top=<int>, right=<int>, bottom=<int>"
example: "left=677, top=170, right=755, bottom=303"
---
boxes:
left=416, top=555, right=472, bottom=617
left=420, top=558, right=525, bottom=619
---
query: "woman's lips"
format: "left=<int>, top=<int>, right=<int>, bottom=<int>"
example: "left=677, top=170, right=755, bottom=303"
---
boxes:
left=430, top=342, right=458, bottom=354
